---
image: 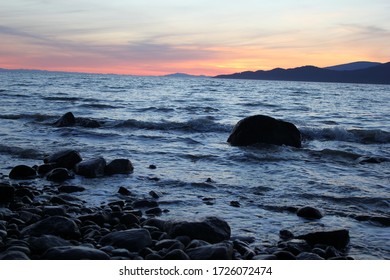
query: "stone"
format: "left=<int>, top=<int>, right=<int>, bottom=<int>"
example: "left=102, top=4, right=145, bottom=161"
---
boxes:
left=166, top=217, right=231, bottom=244
left=296, top=252, right=324, bottom=260
left=75, top=157, right=106, bottom=178
left=145, top=207, right=162, bottom=215
left=233, top=240, right=255, bottom=259
left=42, top=246, right=109, bottom=260
left=120, top=213, right=140, bottom=227
left=58, top=185, right=86, bottom=193
left=29, top=235, right=71, bottom=255
left=0, top=183, right=15, bottom=202
left=46, top=168, right=74, bottom=182
left=42, top=206, right=67, bottom=216
left=54, top=112, right=76, bottom=127
left=105, top=159, right=134, bottom=175
left=0, top=250, right=30, bottom=260
left=9, top=165, right=37, bottom=179
left=297, top=206, right=323, bottom=219
left=21, top=216, right=81, bottom=240
left=274, top=250, right=296, bottom=260
left=118, top=186, right=132, bottom=196
left=279, top=229, right=294, bottom=240
left=186, top=242, right=233, bottom=260
left=99, top=228, right=152, bottom=252
left=297, top=229, right=350, bottom=249
left=37, top=163, right=57, bottom=175
left=133, top=199, right=159, bottom=208
left=44, top=149, right=82, bottom=169
left=75, top=117, right=101, bottom=128
left=227, top=115, right=301, bottom=148
left=252, top=254, right=278, bottom=260
left=163, top=249, right=190, bottom=260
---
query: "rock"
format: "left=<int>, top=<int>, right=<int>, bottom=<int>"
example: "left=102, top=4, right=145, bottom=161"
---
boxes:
left=252, top=254, right=278, bottom=260
left=297, top=229, right=350, bottom=249
left=119, top=213, right=140, bottom=227
left=166, top=217, right=231, bottom=243
left=75, top=157, right=106, bottom=178
left=274, top=250, right=296, bottom=260
left=0, top=250, right=30, bottom=260
left=29, top=235, right=72, bottom=255
left=227, top=115, right=301, bottom=148
left=149, top=164, right=157, bottom=169
left=21, top=216, right=80, bottom=240
left=118, top=186, right=132, bottom=196
left=105, top=159, right=134, bottom=175
left=46, top=168, right=74, bottom=182
left=0, top=183, right=15, bottom=203
left=186, top=242, right=233, bottom=260
left=58, top=185, right=86, bottom=193
left=279, top=229, right=294, bottom=240
left=133, top=199, right=158, bottom=208
left=9, top=165, right=37, bottom=179
left=75, top=117, right=101, bottom=128
left=230, top=201, right=240, bottom=207
left=297, top=206, right=323, bottom=220
left=99, top=228, right=152, bottom=252
left=42, top=206, right=67, bottom=216
left=145, top=207, right=162, bottom=215
left=233, top=240, right=255, bottom=259
left=54, top=112, right=76, bottom=127
left=42, top=246, right=109, bottom=260
left=44, top=149, right=82, bottom=169
left=163, top=249, right=190, bottom=260
left=296, top=252, right=324, bottom=260
left=37, top=163, right=57, bottom=175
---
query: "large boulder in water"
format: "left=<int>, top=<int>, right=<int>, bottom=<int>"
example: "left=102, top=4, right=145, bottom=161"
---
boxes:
left=54, top=112, right=76, bottom=127
left=75, top=157, right=106, bottom=178
left=44, top=149, right=82, bottom=170
left=227, top=115, right=301, bottom=148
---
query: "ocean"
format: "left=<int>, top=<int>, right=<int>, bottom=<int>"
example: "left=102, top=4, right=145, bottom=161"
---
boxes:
left=1, top=70, right=389, bottom=259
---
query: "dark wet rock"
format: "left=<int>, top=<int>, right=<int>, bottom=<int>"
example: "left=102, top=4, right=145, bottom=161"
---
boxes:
left=233, top=240, right=255, bottom=259
left=357, top=156, right=385, bottom=164
left=0, top=230, right=7, bottom=239
left=149, top=190, right=161, bottom=199
left=149, top=164, right=157, bottom=169
left=29, top=235, right=72, bottom=255
left=14, top=187, right=35, bottom=200
left=252, top=254, right=278, bottom=260
left=297, top=229, right=350, bottom=249
left=118, top=186, right=132, bottom=196
left=111, top=248, right=134, bottom=259
left=9, top=165, right=37, bottom=180
left=311, top=247, right=327, bottom=258
left=297, top=206, right=323, bottom=219
left=274, top=250, right=296, bottom=260
left=133, top=199, right=158, bottom=208
left=44, top=149, right=82, bottom=169
left=79, top=213, right=110, bottom=227
left=163, top=249, right=190, bottom=260
left=37, top=163, right=57, bottom=175
left=42, top=246, right=109, bottom=260
left=145, top=207, right=162, bottom=215
left=142, top=218, right=166, bottom=231
left=75, top=157, right=106, bottom=178
left=324, top=246, right=342, bottom=259
left=227, top=115, right=301, bottom=148
left=370, top=216, right=390, bottom=227
left=230, top=201, right=240, bottom=207
left=0, top=250, right=30, bottom=260
left=46, top=168, right=74, bottom=182
left=54, top=112, right=76, bottom=127
left=186, top=242, right=233, bottom=260
left=58, top=185, right=86, bottom=193
left=7, top=245, right=31, bottom=256
left=166, top=216, right=231, bottom=243
left=42, top=206, right=67, bottom=217
left=105, top=159, right=134, bottom=175
left=0, top=183, right=15, bottom=202
left=154, top=239, right=184, bottom=251
left=296, top=252, right=324, bottom=260
left=75, top=117, right=101, bottom=128
left=279, top=229, right=294, bottom=240
left=279, top=239, right=312, bottom=255
left=21, top=216, right=80, bottom=240
left=99, top=228, right=152, bottom=252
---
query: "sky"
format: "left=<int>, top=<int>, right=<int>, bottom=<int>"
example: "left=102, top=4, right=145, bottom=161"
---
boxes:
left=1, top=0, right=389, bottom=76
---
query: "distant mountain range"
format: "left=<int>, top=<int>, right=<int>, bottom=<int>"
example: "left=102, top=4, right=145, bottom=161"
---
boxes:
left=214, top=61, right=390, bottom=84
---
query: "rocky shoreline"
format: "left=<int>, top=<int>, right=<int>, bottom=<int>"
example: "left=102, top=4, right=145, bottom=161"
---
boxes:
left=0, top=149, right=353, bottom=260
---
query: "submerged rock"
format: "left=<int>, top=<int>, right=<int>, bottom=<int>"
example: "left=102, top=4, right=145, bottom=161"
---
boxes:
left=297, top=206, right=323, bottom=220
left=54, top=112, right=76, bottom=127
left=227, top=115, right=301, bottom=148
left=105, top=159, right=134, bottom=175
left=9, top=165, right=37, bottom=180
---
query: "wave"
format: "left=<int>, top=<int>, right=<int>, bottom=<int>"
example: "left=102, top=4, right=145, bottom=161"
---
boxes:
left=301, top=126, right=390, bottom=144
left=78, top=103, right=119, bottom=109
left=113, top=117, right=231, bottom=133
left=0, top=113, right=55, bottom=122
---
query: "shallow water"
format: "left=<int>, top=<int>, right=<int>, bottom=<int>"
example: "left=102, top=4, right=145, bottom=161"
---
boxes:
left=1, top=70, right=389, bottom=259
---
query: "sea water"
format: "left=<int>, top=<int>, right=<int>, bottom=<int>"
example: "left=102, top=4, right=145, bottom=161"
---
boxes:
left=0, top=70, right=389, bottom=259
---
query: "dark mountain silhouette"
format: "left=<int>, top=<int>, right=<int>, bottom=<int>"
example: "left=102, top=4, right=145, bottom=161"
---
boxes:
left=215, top=62, right=390, bottom=84
left=325, top=61, right=382, bottom=71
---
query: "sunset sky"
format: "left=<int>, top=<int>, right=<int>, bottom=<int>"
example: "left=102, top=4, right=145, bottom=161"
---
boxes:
left=1, top=0, right=389, bottom=76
